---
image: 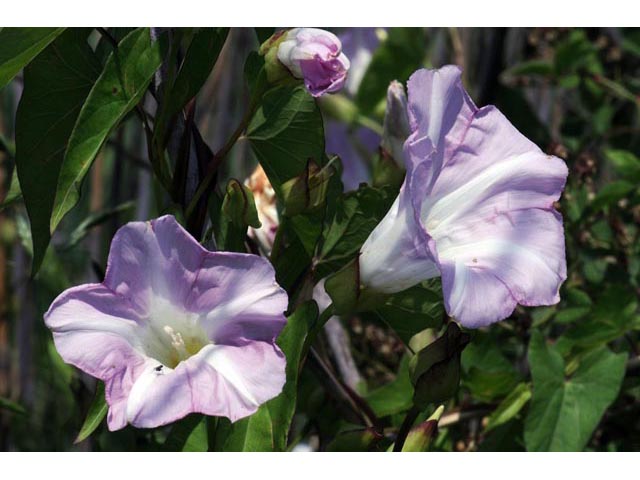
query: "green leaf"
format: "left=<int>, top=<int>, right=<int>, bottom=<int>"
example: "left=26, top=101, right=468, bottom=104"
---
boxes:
left=464, top=367, right=521, bottom=403
left=51, top=27, right=164, bottom=234
left=556, top=285, right=639, bottom=354
left=606, top=149, right=640, bottom=183
left=247, top=85, right=325, bottom=195
left=221, top=302, right=318, bottom=451
left=503, top=59, right=554, bottom=77
left=0, top=27, right=65, bottom=89
left=0, top=396, right=26, bottom=415
left=366, top=356, right=413, bottom=417
left=373, top=280, right=444, bottom=346
left=317, top=184, right=395, bottom=276
left=485, top=382, right=532, bottom=433
left=155, top=28, right=229, bottom=147
left=590, top=180, right=636, bottom=212
left=164, top=414, right=208, bottom=452
left=0, top=168, right=22, bottom=212
left=210, top=179, right=261, bottom=252
left=524, top=330, right=626, bottom=451
left=75, top=381, right=107, bottom=444
left=327, top=428, right=383, bottom=452
left=64, top=201, right=135, bottom=249
left=15, top=29, right=101, bottom=274
left=356, top=28, right=426, bottom=114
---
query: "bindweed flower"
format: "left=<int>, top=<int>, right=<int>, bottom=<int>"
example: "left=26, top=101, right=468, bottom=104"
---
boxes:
left=359, top=66, right=568, bottom=328
left=45, top=215, right=288, bottom=430
left=245, top=164, right=279, bottom=253
left=381, top=80, right=411, bottom=168
left=273, top=28, right=350, bottom=97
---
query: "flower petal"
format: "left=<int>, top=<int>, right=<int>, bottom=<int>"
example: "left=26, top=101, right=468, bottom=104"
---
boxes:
left=44, top=283, right=148, bottom=431
left=189, top=253, right=288, bottom=346
left=124, top=341, right=285, bottom=427
left=439, top=208, right=566, bottom=328
left=103, top=215, right=209, bottom=314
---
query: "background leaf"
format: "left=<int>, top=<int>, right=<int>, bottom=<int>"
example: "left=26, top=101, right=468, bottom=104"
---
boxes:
left=524, top=330, right=627, bottom=451
left=15, top=28, right=101, bottom=273
left=0, top=27, right=65, bottom=90
left=50, top=27, right=164, bottom=234
left=247, top=85, right=325, bottom=196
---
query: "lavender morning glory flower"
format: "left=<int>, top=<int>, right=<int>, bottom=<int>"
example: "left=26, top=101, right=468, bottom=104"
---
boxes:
left=359, top=66, right=568, bottom=328
left=45, top=215, right=288, bottom=430
left=276, top=28, right=350, bottom=97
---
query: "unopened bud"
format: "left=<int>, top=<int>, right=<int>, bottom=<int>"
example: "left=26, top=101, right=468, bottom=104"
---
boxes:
left=261, top=28, right=350, bottom=98
left=381, top=80, right=410, bottom=167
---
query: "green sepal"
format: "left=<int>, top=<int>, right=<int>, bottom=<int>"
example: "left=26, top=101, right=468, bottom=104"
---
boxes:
left=409, top=323, right=471, bottom=409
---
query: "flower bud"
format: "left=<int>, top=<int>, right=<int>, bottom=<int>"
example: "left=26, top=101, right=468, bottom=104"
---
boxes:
left=245, top=164, right=279, bottom=254
left=263, top=28, right=350, bottom=97
left=380, top=80, right=410, bottom=167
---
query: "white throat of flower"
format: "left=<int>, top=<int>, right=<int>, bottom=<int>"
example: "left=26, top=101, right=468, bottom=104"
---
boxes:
left=140, top=297, right=210, bottom=369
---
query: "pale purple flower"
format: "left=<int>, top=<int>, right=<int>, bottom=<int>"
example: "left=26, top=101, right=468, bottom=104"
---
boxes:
left=277, top=28, right=350, bottom=97
left=359, top=66, right=568, bottom=328
left=45, top=215, right=287, bottom=430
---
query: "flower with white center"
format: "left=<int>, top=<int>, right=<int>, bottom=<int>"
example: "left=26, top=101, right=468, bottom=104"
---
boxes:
left=276, top=28, right=350, bottom=97
left=45, top=215, right=288, bottom=430
left=359, top=66, right=568, bottom=328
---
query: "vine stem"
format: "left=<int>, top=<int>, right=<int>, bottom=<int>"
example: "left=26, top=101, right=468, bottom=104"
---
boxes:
left=393, top=405, right=420, bottom=452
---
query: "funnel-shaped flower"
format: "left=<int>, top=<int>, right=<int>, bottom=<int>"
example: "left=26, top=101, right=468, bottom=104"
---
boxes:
left=45, top=215, right=288, bottom=430
left=276, top=28, right=350, bottom=97
left=359, top=66, right=568, bottom=328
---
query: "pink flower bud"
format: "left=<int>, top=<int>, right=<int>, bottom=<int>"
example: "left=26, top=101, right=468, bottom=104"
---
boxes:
left=276, top=28, right=350, bottom=97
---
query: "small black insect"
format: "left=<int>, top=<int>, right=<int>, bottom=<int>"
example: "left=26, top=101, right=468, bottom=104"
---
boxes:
left=154, top=365, right=163, bottom=372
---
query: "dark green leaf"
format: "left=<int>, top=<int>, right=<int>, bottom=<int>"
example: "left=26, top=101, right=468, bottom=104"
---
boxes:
left=64, top=201, right=135, bottom=249
left=374, top=280, right=444, bottom=346
left=155, top=28, right=229, bottom=147
left=0, top=396, right=26, bottom=415
left=15, top=29, right=101, bottom=273
left=503, top=59, right=554, bottom=77
left=556, top=285, right=640, bottom=354
left=327, top=428, right=383, bottom=452
left=0, top=27, right=65, bottom=89
left=317, top=184, right=395, bottom=276
left=524, top=330, right=626, bottom=451
left=164, top=414, right=208, bottom=452
left=356, top=28, right=426, bottom=114
left=247, top=85, right=325, bottom=195
left=606, top=149, right=640, bottom=183
left=0, top=167, right=22, bottom=211
left=51, top=27, right=164, bottom=234
left=485, top=382, right=532, bottom=433
left=75, top=381, right=107, bottom=444
left=590, top=180, right=635, bottom=212
left=366, top=355, right=413, bottom=417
